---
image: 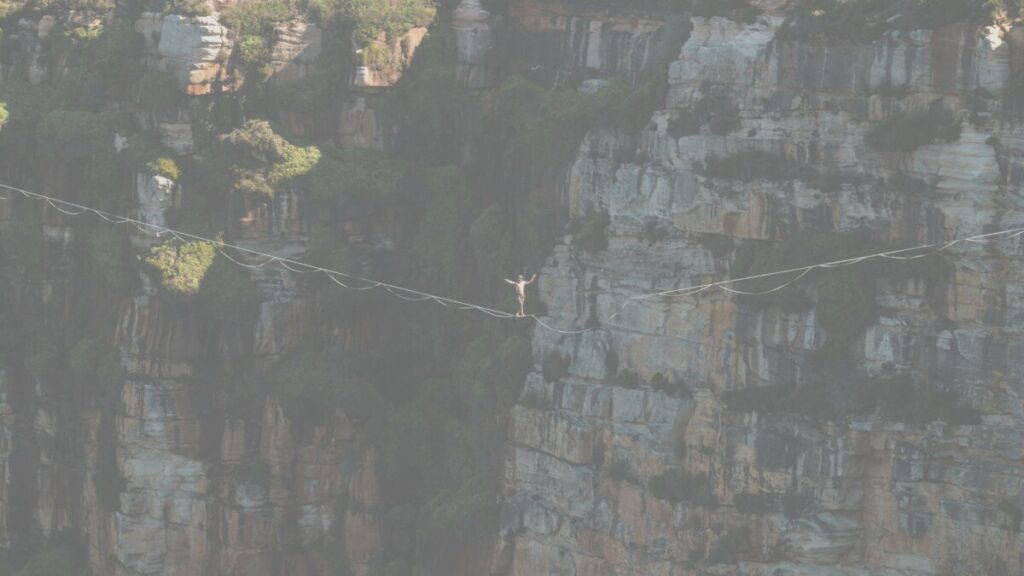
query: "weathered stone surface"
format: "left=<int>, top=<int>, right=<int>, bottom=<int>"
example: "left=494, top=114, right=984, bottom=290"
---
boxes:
left=270, top=19, right=322, bottom=84
left=136, top=12, right=232, bottom=95
left=453, top=0, right=496, bottom=89
left=351, top=27, right=428, bottom=89
left=503, top=5, right=1024, bottom=576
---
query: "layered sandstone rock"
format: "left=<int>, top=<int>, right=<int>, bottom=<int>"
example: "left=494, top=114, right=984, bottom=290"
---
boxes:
left=351, top=27, right=428, bottom=90
left=501, top=5, right=1024, bottom=576
left=453, top=0, right=496, bottom=89
left=136, top=12, right=232, bottom=96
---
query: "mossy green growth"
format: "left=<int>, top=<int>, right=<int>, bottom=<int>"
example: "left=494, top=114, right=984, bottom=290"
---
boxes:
left=145, top=157, right=180, bottom=181
left=0, top=81, right=76, bottom=125
left=221, top=0, right=294, bottom=36
left=126, top=131, right=183, bottom=180
left=144, top=240, right=216, bottom=295
left=220, top=120, right=321, bottom=197
left=306, top=148, right=408, bottom=208
left=37, top=109, right=112, bottom=160
left=0, top=102, right=8, bottom=130
left=237, top=34, right=272, bottom=75
left=308, top=0, right=436, bottom=45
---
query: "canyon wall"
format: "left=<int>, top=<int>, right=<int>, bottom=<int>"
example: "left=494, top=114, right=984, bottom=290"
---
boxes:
left=1, top=1, right=1023, bottom=575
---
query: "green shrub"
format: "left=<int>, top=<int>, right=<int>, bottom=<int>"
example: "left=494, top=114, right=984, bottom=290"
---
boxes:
left=305, top=148, right=408, bottom=207
left=144, top=240, right=216, bottom=295
left=865, top=107, right=962, bottom=153
left=221, top=0, right=293, bottom=36
left=164, top=0, right=213, bottom=16
left=37, top=109, right=111, bottom=160
left=0, top=102, right=7, bottom=130
left=309, top=0, right=436, bottom=45
left=144, top=157, right=180, bottom=180
left=219, top=120, right=321, bottom=196
left=237, top=34, right=272, bottom=68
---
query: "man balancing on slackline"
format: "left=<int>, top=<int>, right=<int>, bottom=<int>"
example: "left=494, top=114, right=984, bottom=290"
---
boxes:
left=505, top=272, right=537, bottom=318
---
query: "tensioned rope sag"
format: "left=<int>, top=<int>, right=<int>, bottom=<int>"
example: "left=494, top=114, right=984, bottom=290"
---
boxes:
left=2, top=181, right=1023, bottom=336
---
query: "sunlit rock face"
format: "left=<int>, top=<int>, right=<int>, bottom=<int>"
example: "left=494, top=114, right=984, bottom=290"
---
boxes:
left=453, top=0, right=496, bottom=89
left=270, top=19, right=322, bottom=84
left=502, top=5, right=1024, bottom=576
left=136, top=12, right=232, bottom=95
left=510, top=0, right=687, bottom=86
left=135, top=172, right=177, bottom=231
left=351, top=27, right=429, bottom=90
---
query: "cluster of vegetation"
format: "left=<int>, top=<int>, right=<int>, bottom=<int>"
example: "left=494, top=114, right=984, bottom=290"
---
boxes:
left=125, top=131, right=181, bottom=180
left=306, top=0, right=436, bottom=45
left=865, top=106, right=962, bottom=153
left=220, top=0, right=435, bottom=48
left=0, top=102, right=8, bottom=130
left=218, top=119, right=321, bottom=197
left=143, top=240, right=216, bottom=295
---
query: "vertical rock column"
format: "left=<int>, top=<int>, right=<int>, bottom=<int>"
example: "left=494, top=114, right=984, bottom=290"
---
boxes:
left=453, top=0, right=496, bottom=90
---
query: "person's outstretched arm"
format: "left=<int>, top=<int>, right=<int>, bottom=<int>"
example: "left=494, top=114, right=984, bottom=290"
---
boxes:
left=527, top=274, right=537, bottom=285
left=504, top=278, right=515, bottom=284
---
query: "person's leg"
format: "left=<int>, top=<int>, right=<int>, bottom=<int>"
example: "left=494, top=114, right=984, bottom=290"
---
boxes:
left=518, top=296, right=525, bottom=317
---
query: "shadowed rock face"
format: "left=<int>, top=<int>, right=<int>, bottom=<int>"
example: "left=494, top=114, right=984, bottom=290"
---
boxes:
left=2, top=1, right=1024, bottom=575
left=502, top=7, right=1024, bottom=576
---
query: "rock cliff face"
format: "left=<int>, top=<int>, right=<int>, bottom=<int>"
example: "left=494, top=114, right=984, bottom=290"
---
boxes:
left=2, top=1, right=1024, bottom=575
left=502, top=5, right=1024, bottom=576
